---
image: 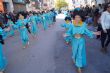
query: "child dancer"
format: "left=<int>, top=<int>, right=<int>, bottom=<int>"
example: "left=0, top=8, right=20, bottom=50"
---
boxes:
left=7, top=18, right=15, bottom=36
left=25, top=14, right=31, bottom=34
left=16, top=13, right=29, bottom=49
left=61, top=16, right=72, bottom=44
left=29, top=13, right=38, bottom=38
left=42, top=11, right=48, bottom=30
left=65, top=13, right=100, bottom=73
left=0, top=27, right=7, bottom=73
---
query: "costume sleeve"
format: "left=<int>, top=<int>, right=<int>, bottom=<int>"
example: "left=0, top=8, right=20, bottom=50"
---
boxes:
left=66, top=25, right=73, bottom=36
left=15, top=21, right=20, bottom=29
left=84, top=25, right=94, bottom=38
left=61, top=24, right=66, bottom=28
left=24, top=19, right=28, bottom=25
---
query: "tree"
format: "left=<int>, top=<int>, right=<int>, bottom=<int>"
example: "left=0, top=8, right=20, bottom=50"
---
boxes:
left=55, top=0, right=68, bottom=9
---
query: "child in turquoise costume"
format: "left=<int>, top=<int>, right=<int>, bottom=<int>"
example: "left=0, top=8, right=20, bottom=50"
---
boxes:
left=48, top=12, right=53, bottom=25
left=29, top=13, right=38, bottom=38
left=39, top=14, right=43, bottom=24
left=65, top=14, right=100, bottom=73
left=6, top=18, right=15, bottom=36
left=50, top=11, right=55, bottom=25
left=16, top=14, right=29, bottom=49
left=38, top=14, right=43, bottom=26
left=35, top=14, right=39, bottom=25
left=45, top=12, right=50, bottom=26
left=0, top=27, right=7, bottom=73
left=42, top=12, right=48, bottom=30
left=61, top=17, right=72, bottom=44
left=52, top=10, right=57, bottom=23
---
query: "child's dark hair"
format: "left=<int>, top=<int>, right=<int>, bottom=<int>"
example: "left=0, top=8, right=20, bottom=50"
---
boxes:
left=73, top=10, right=85, bottom=21
left=64, top=16, right=71, bottom=21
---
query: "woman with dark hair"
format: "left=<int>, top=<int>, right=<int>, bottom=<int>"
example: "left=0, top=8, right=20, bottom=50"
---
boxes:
left=100, top=4, right=110, bottom=53
left=64, top=13, right=100, bottom=73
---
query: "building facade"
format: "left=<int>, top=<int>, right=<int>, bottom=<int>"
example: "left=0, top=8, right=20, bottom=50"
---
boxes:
left=0, top=0, right=31, bottom=13
left=13, top=0, right=27, bottom=12
left=42, top=0, right=54, bottom=9
left=104, top=0, right=110, bottom=3
left=2, top=0, right=14, bottom=12
left=26, top=0, right=33, bottom=11
left=71, top=0, right=95, bottom=7
left=96, top=0, right=105, bottom=4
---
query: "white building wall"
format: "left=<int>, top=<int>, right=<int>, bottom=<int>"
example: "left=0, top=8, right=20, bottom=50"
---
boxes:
left=26, top=4, right=32, bottom=11
left=26, top=0, right=33, bottom=11
left=3, top=0, right=14, bottom=12
left=96, top=0, right=105, bottom=4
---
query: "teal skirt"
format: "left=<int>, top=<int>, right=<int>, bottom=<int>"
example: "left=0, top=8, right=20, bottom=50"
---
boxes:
left=0, top=43, right=7, bottom=71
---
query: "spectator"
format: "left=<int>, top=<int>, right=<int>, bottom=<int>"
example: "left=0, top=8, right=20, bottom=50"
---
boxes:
left=0, top=12, right=5, bottom=28
left=98, top=4, right=104, bottom=14
left=93, top=9, right=100, bottom=26
left=100, top=4, right=110, bottom=53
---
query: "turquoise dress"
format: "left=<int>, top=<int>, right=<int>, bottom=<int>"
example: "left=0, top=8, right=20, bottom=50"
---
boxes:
left=51, top=12, right=55, bottom=24
left=42, top=14, right=48, bottom=30
left=0, top=28, right=7, bottom=71
left=47, top=13, right=51, bottom=25
left=29, top=16, right=38, bottom=35
left=38, top=15, right=43, bottom=24
left=7, top=20, right=15, bottom=36
left=48, top=12, right=54, bottom=25
left=35, top=15, right=39, bottom=24
left=16, top=19, right=29, bottom=46
left=61, top=22, right=72, bottom=43
left=67, top=22, right=94, bottom=68
left=45, top=13, right=50, bottom=26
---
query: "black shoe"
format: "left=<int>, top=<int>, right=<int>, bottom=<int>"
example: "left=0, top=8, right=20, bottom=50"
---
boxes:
left=101, top=48, right=107, bottom=54
left=104, top=47, right=108, bottom=53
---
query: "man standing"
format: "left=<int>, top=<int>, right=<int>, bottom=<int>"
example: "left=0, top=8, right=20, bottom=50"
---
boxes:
left=100, top=4, right=110, bottom=53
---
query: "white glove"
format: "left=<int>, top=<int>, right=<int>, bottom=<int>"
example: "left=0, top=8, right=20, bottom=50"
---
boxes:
left=93, top=31, right=101, bottom=35
left=63, top=33, right=69, bottom=37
